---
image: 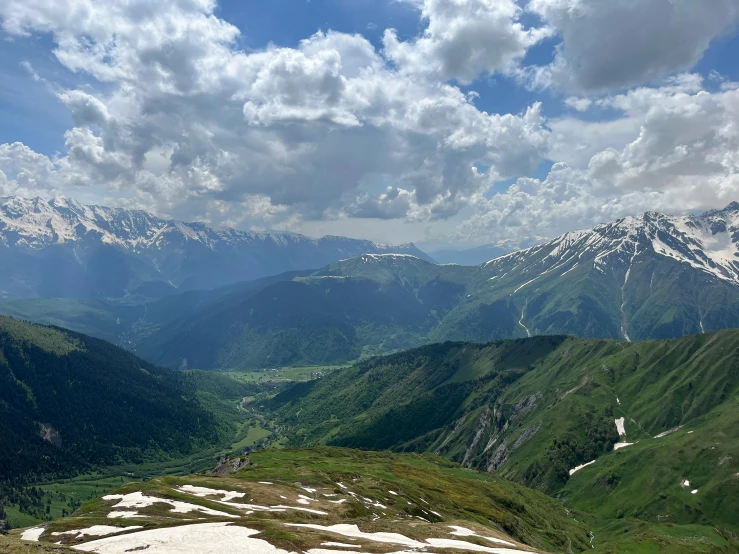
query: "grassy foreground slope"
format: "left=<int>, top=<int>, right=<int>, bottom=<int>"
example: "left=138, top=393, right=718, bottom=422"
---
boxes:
left=9, top=448, right=736, bottom=553
left=267, top=331, right=739, bottom=533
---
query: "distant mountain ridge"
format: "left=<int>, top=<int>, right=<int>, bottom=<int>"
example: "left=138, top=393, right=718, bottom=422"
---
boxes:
left=132, top=202, right=739, bottom=369
left=4, top=202, right=739, bottom=369
left=0, top=196, right=431, bottom=299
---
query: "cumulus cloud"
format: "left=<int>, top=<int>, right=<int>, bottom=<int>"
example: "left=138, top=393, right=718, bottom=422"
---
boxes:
left=0, top=0, right=552, bottom=229
left=527, top=0, right=739, bottom=92
left=384, top=0, right=549, bottom=84
left=458, top=76, right=739, bottom=245
left=1, top=0, right=738, bottom=247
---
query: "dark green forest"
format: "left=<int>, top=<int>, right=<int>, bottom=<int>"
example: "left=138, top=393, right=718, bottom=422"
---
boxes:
left=0, top=316, right=224, bottom=518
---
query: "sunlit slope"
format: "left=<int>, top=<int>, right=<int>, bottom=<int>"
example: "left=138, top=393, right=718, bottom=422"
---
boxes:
left=268, top=331, right=739, bottom=532
left=11, top=448, right=590, bottom=554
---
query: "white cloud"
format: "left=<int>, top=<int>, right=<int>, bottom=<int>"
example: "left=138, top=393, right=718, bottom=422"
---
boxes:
left=0, top=0, right=552, bottom=231
left=1, top=0, right=738, bottom=248
left=384, top=0, right=550, bottom=84
left=527, top=0, right=739, bottom=93
left=458, top=76, right=739, bottom=245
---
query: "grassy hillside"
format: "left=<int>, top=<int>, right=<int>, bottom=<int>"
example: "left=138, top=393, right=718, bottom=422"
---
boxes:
left=0, top=316, right=224, bottom=510
left=11, top=448, right=737, bottom=553
left=266, top=331, right=739, bottom=534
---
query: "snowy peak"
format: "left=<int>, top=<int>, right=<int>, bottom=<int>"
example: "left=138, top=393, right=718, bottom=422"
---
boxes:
left=0, top=196, right=433, bottom=299
left=485, top=203, right=739, bottom=285
left=0, top=196, right=427, bottom=256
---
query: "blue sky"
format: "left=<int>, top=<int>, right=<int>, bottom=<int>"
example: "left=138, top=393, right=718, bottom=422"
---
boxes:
left=1, top=0, right=739, bottom=248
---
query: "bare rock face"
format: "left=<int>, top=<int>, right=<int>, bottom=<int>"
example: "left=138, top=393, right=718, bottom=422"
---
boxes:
left=211, top=456, right=250, bottom=477
left=39, top=423, right=63, bottom=448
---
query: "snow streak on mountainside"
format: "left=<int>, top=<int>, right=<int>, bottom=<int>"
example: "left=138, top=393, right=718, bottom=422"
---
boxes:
left=0, top=196, right=431, bottom=299
left=480, top=202, right=739, bottom=341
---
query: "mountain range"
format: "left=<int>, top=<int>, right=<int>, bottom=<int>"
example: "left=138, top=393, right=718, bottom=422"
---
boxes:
left=0, top=196, right=430, bottom=301
left=3, top=199, right=739, bottom=370
left=135, top=203, right=739, bottom=369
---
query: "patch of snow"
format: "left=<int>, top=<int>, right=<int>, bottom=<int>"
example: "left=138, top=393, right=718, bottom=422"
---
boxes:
left=178, top=485, right=246, bottom=502
left=107, top=511, right=146, bottom=519
left=103, top=492, right=238, bottom=518
left=613, top=442, right=633, bottom=450
left=20, top=527, right=45, bottom=541
left=388, top=491, right=398, bottom=496
left=329, top=499, right=347, bottom=504
left=691, top=489, right=699, bottom=494
left=258, top=482, right=273, bottom=485
left=285, top=524, right=425, bottom=547
left=320, top=543, right=361, bottom=549
left=569, top=460, right=596, bottom=476
left=52, top=526, right=143, bottom=538
left=73, top=522, right=285, bottom=553
left=448, top=527, right=514, bottom=546
left=426, top=538, right=533, bottom=553
left=271, top=505, right=328, bottom=515
left=654, top=426, right=683, bottom=439
left=683, top=480, right=690, bottom=487
left=449, top=527, right=477, bottom=537
left=615, top=417, right=626, bottom=436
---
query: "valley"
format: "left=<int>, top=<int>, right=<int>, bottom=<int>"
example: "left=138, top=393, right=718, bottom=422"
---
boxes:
left=1, top=202, right=739, bottom=552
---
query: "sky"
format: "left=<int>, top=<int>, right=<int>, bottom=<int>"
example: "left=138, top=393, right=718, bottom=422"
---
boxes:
left=1, top=0, right=739, bottom=250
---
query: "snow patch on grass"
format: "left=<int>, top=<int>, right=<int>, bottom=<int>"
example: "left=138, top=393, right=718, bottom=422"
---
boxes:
left=426, top=538, right=533, bottom=553
left=286, top=523, right=424, bottom=547
left=615, top=417, right=626, bottom=436
left=178, top=485, right=246, bottom=502
left=448, top=526, right=514, bottom=546
left=20, top=527, right=45, bottom=541
left=52, top=526, right=142, bottom=538
left=103, top=492, right=238, bottom=518
left=613, top=442, right=633, bottom=450
left=569, top=460, right=596, bottom=476
left=654, top=425, right=683, bottom=439
left=106, top=511, right=146, bottom=519
left=72, top=522, right=284, bottom=553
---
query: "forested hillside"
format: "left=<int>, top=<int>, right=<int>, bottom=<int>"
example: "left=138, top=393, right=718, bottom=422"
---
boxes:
left=0, top=316, right=223, bottom=487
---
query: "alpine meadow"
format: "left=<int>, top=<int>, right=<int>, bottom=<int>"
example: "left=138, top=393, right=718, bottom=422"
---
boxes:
left=2, top=0, right=739, bottom=553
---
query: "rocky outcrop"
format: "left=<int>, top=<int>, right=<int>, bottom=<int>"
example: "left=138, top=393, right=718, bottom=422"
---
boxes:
left=211, top=456, right=250, bottom=477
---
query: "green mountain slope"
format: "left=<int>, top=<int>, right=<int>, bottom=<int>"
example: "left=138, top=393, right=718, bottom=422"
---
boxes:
left=133, top=206, right=739, bottom=370
left=0, top=316, right=223, bottom=486
left=266, top=331, right=739, bottom=534
left=137, top=255, right=486, bottom=369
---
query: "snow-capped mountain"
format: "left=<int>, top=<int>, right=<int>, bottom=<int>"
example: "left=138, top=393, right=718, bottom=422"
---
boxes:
left=0, top=196, right=432, bottom=300
left=481, top=202, right=739, bottom=341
